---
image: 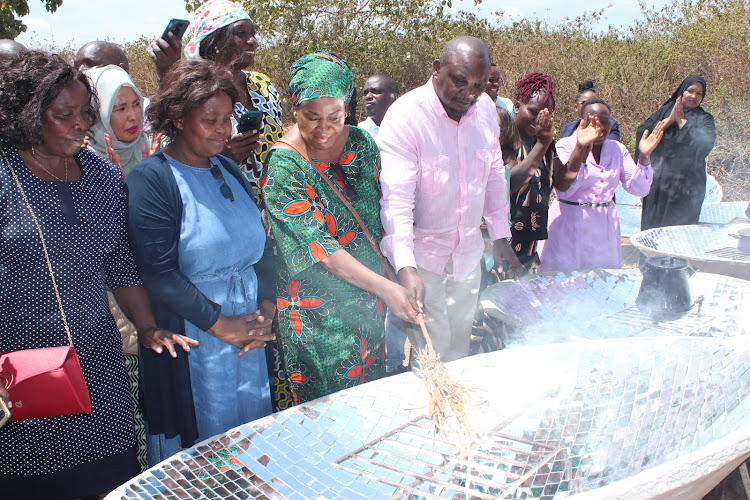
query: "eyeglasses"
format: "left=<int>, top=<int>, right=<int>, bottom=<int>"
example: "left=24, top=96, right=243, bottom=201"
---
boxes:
left=210, top=164, right=234, bottom=202
left=330, top=162, right=359, bottom=203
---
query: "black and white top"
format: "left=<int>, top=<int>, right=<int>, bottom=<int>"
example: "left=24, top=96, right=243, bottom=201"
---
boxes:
left=0, top=145, right=140, bottom=475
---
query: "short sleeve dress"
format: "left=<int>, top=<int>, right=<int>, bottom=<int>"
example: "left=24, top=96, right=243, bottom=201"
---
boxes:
left=263, top=127, right=386, bottom=404
left=0, top=145, right=140, bottom=495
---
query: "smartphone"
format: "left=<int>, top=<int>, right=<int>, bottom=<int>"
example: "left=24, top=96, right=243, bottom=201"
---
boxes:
left=238, top=110, right=262, bottom=134
left=160, top=19, right=190, bottom=48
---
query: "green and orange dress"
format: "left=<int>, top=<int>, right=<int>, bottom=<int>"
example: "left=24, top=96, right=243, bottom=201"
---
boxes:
left=263, top=127, right=386, bottom=404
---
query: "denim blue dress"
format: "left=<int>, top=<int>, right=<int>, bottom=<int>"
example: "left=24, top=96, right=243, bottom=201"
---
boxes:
left=146, top=155, right=272, bottom=463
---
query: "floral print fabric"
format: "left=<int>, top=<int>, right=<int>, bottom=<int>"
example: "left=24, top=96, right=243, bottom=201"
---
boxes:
left=263, top=127, right=386, bottom=404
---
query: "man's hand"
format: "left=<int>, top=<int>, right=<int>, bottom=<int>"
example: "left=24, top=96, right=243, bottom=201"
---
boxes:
left=397, top=266, right=425, bottom=312
left=492, top=238, right=524, bottom=280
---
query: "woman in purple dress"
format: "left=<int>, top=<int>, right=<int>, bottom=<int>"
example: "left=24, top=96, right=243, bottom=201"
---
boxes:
left=538, top=99, right=665, bottom=272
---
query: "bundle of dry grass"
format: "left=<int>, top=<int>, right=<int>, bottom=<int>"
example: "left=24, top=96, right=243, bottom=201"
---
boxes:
left=415, top=316, right=474, bottom=450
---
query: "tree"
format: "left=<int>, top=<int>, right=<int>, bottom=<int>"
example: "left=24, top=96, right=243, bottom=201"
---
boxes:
left=183, top=0, right=485, bottom=119
left=0, top=0, right=64, bottom=39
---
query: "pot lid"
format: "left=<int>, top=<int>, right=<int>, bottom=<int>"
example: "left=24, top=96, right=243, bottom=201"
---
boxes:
left=645, top=255, right=690, bottom=270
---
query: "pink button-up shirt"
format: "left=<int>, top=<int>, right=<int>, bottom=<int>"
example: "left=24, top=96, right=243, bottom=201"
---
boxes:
left=378, top=80, right=511, bottom=281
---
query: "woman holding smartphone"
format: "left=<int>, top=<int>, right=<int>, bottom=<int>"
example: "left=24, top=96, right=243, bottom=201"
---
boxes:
left=150, top=0, right=283, bottom=203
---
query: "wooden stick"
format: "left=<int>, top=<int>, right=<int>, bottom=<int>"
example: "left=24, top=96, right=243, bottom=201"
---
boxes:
left=417, top=314, right=435, bottom=354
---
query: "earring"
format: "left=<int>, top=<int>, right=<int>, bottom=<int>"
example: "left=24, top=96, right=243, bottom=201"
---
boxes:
left=215, top=47, right=220, bottom=54
left=31, top=146, right=35, bottom=156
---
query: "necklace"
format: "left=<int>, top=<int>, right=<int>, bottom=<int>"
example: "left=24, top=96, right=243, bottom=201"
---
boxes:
left=28, top=148, right=68, bottom=182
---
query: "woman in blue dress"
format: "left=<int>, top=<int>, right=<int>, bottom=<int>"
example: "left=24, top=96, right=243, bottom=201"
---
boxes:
left=127, top=60, right=276, bottom=465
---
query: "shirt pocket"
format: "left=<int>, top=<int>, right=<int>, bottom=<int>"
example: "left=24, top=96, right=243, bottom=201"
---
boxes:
left=473, top=148, right=492, bottom=185
left=419, top=155, right=450, bottom=195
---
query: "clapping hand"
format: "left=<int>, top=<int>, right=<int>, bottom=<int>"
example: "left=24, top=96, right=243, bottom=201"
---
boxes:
left=576, top=112, right=604, bottom=150
left=638, top=119, right=667, bottom=163
left=536, top=108, right=554, bottom=146
left=104, top=133, right=123, bottom=170
left=147, top=132, right=163, bottom=157
left=662, top=96, right=687, bottom=129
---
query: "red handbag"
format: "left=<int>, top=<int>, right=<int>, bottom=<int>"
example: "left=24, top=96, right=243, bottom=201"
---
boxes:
left=0, top=147, right=92, bottom=428
left=0, top=346, right=91, bottom=421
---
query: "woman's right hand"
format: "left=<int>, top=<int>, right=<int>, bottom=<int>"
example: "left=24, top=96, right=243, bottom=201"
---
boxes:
left=576, top=113, right=603, bottom=149
left=224, top=130, right=261, bottom=164
left=379, top=280, right=421, bottom=324
left=208, top=312, right=275, bottom=355
left=104, top=133, right=123, bottom=170
left=662, top=96, right=686, bottom=129
left=535, top=108, right=554, bottom=147
left=148, top=33, right=182, bottom=81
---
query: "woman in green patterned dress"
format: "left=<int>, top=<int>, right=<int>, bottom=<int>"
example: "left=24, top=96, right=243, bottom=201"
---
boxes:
left=263, top=52, right=420, bottom=404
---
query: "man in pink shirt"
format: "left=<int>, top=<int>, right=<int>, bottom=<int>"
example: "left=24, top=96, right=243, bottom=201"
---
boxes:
left=378, top=36, right=523, bottom=363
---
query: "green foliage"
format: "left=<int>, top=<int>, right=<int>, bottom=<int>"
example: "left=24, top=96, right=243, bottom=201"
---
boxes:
left=481, top=0, right=749, bottom=199
left=0, top=0, right=63, bottom=39
left=36, top=0, right=749, bottom=200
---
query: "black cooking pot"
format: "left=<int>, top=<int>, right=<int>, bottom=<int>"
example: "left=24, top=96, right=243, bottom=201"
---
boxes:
left=636, top=256, right=695, bottom=321
left=735, top=228, right=750, bottom=254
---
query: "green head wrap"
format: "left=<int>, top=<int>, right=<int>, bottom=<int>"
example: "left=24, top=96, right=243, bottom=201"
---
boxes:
left=287, top=52, right=354, bottom=107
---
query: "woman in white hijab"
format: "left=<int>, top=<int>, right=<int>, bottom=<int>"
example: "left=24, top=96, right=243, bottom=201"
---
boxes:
left=85, top=63, right=154, bottom=471
left=85, top=64, right=150, bottom=174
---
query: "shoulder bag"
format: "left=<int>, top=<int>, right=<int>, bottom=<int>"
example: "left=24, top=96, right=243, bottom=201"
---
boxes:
left=274, top=139, right=397, bottom=281
left=0, top=147, right=92, bottom=429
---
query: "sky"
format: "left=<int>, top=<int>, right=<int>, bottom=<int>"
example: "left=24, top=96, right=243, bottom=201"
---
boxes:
left=15, top=0, right=671, bottom=49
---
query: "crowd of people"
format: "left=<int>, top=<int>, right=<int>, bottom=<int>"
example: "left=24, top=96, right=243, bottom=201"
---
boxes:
left=0, top=0, right=716, bottom=497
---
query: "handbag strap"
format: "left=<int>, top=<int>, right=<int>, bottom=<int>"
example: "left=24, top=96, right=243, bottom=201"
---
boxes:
left=275, top=139, right=397, bottom=282
left=1, top=146, right=74, bottom=347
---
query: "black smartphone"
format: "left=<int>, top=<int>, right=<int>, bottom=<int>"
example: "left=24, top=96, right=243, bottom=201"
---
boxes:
left=238, top=110, right=262, bottom=134
left=160, top=19, right=190, bottom=48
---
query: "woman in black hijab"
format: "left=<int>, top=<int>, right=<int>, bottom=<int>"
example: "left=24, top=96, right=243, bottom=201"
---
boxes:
left=637, top=75, right=716, bottom=230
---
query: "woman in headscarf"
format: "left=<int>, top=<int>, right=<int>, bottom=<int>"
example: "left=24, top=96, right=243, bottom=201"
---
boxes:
left=84, top=64, right=153, bottom=471
left=263, top=52, right=419, bottom=405
left=637, top=75, right=716, bottom=230
left=85, top=64, right=150, bottom=175
left=173, top=0, right=283, bottom=203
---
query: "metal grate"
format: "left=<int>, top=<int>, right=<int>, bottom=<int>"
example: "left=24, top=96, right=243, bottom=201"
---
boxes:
left=699, top=202, right=750, bottom=225
left=333, top=416, right=562, bottom=499
left=603, top=301, right=715, bottom=337
left=631, top=224, right=748, bottom=264
left=704, top=247, right=750, bottom=262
